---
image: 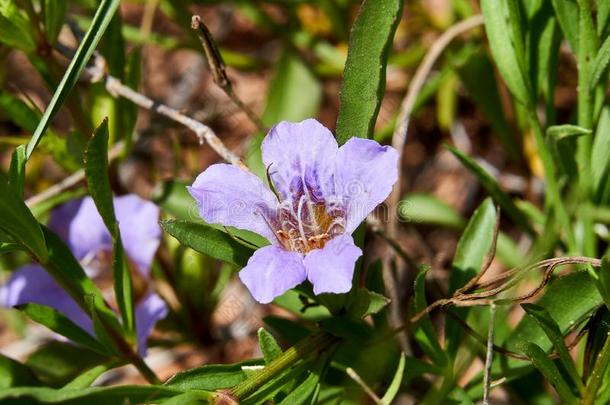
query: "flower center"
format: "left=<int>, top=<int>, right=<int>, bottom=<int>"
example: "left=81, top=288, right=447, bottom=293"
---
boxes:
left=272, top=192, right=345, bottom=254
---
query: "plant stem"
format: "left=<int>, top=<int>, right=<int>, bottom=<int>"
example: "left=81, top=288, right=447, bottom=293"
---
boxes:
left=230, top=331, right=339, bottom=400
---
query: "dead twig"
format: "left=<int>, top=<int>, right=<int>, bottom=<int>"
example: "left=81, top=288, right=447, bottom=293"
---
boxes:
left=191, top=15, right=267, bottom=133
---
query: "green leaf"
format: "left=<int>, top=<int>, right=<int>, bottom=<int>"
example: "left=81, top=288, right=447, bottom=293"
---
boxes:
left=43, top=0, right=67, bottom=44
left=598, top=256, right=610, bottom=310
left=592, top=106, right=610, bottom=202
left=0, top=354, right=39, bottom=389
left=0, top=385, right=182, bottom=404
left=161, top=220, right=254, bottom=267
left=159, top=391, right=212, bottom=405
left=261, top=52, right=322, bottom=126
left=165, top=360, right=264, bottom=391
left=445, top=199, right=497, bottom=358
left=8, top=145, right=26, bottom=198
left=449, top=198, right=497, bottom=294
left=258, top=328, right=283, bottom=364
left=380, top=352, right=406, bottom=405
left=521, top=342, right=579, bottom=404
left=398, top=193, right=465, bottom=229
left=521, top=304, right=584, bottom=393
left=277, top=372, right=319, bottom=405
left=413, top=267, right=446, bottom=367
left=335, top=0, right=403, bottom=144
left=17, top=303, right=107, bottom=356
left=84, top=120, right=135, bottom=335
left=61, top=361, right=123, bottom=389
left=0, top=173, right=48, bottom=262
left=551, top=0, right=580, bottom=53
left=26, top=0, right=120, bottom=159
left=0, top=2, right=36, bottom=53
left=26, top=342, right=107, bottom=387
left=546, top=124, right=592, bottom=141
left=346, top=288, right=390, bottom=319
left=507, top=271, right=602, bottom=354
left=480, top=0, right=532, bottom=106
left=41, top=226, right=122, bottom=348
left=589, top=34, right=610, bottom=91
left=446, top=145, right=532, bottom=234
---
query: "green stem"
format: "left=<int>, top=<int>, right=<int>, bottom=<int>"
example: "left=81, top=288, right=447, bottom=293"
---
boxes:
left=577, top=0, right=597, bottom=257
left=583, top=332, right=610, bottom=405
left=527, top=113, right=576, bottom=252
left=229, top=331, right=339, bottom=400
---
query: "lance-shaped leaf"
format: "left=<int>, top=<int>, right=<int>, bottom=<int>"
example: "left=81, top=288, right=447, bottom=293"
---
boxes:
left=17, top=303, right=107, bottom=356
left=0, top=173, right=47, bottom=262
left=84, top=119, right=135, bottom=336
left=381, top=353, right=406, bottom=405
left=0, top=386, right=183, bottom=404
left=335, top=0, right=403, bottom=144
left=161, top=220, right=254, bottom=267
left=258, top=328, right=282, bottom=364
left=26, top=0, right=120, bottom=159
left=165, top=360, right=264, bottom=391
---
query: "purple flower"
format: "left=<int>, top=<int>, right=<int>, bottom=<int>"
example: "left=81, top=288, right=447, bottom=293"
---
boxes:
left=0, top=195, right=168, bottom=356
left=188, top=119, right=398, bottom=303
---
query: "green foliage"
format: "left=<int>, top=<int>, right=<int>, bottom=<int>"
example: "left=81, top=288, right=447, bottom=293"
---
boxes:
left=335, top=0, right=403, bottom=143
left=161, top=220, right=255, bottom=267
left=84, top=119, right=135, bottom=335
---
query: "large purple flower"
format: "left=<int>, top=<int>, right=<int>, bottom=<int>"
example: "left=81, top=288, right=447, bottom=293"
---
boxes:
left=189, top=119, right=398, bottom=304
left=0, top=195, right=168, bottom=356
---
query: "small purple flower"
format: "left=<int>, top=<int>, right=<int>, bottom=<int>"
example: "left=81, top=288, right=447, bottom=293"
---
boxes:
left=0, top=195, right=168, bottom=356
left=189, top=119, right=398, bottom=303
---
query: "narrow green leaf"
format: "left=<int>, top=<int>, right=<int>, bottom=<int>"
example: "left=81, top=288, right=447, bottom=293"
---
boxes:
left=41, top=226, right=122, bottom=349
left=159, top=391, right=213, bottom=405
left=26, top=341, right=108, bottom=387
left=161, top=220, right=254, bottom=267
left=413, top=268, right=446, bottom=366
left=507, top=271, right=602, bottom=354
left=8, top=145, right=26, bottom=198
left=551, top=0, right=580, bottom=53
left=0, top=3, right=36, bottom=53
left=380, top=352, right=406, bottom=405
left=84, top=119, right=135, bottom=335
left=61, top=361, right=123, bottom=389
left=481, top=0, right=532, bottom=105
left=277, top=372, right=319, bottom=405
left=597, top=256, right=610, bottom=310
left=445, top=199, right=496, bottom=357
left=398, top=193, right=465, bottom=229
left=17, top=303, right=107, bottom=356
left=521, top=342, right=579, bottom=404
left=165, top=360, right=263, bottom=391
left=258, top=328, right=283, bottom=364
left=0, top=354, right=39, bottom=388
left=446, top=145, right=533, bottom=234
left=0, top=173, right=47, bottom=262
left=546, top=124, right=592, bottom=141
left=26, top=0, right=120, bottom=159
left=335, top=0, right=403, bottom=144
left=43, top=0, right=67, bottom=44
left=592, top=106, right=610, bottom=202
left=521, top=304, right=584, bottom=393
left=589, top=35, right=610, bottom=90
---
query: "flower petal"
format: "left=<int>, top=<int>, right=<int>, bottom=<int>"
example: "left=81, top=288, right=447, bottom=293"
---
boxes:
left=334, top=138, right=399, bottom=233
left=189, top=164, right=279, bottom=243
left=304, top=234, right=362, bottom=295
left=262, top=119, right=338, bottom=200
left=1, top=265, right=93, bottom=334
left=114, top=195, right=161, bottom=275
left=49, top=198, right=110, bottom=263
left=135, top=292, right=168, bottom=356
left=239, top=245, right=306, bottom=304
